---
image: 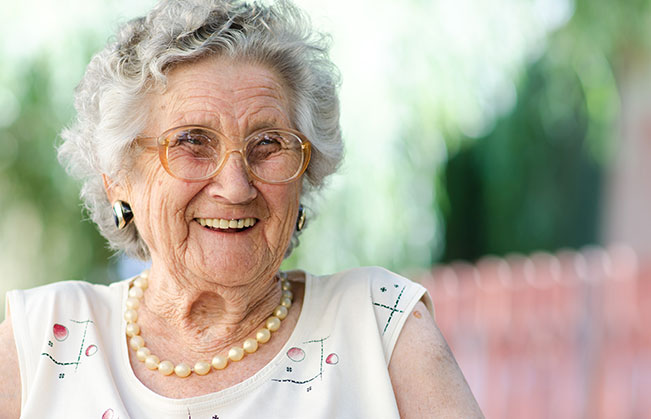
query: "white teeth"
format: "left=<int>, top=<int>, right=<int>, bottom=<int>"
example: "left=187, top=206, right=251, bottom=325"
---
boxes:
left=197, top=217, right=256, bottom=230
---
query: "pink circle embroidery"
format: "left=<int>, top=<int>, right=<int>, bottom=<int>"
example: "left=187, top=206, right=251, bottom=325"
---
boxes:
left=102, top=408, right=114, bottom=419
left=85, top=344, right=98, bottom=357
left=326, top=353, right=339, bottom=365
left=287, top=347, right=306, bottom=362
left=53, top=324, right=68, bottom=341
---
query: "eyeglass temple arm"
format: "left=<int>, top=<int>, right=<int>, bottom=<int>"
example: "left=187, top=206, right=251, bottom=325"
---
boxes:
left=134, top=136, right=162, bottom=148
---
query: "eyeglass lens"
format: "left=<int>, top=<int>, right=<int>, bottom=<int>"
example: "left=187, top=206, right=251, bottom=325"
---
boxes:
left=165, top=128, right=305, bottom=182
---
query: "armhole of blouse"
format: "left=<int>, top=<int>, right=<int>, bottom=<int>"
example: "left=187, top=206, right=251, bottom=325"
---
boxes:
left=420, top=289, right=435, bottom=320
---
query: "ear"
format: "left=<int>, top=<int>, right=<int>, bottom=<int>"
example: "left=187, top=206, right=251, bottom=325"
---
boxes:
left=102, top=174, right=128, bottom=204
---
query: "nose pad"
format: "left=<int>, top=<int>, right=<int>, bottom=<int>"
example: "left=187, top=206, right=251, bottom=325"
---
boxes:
left=206, top=151, right=257, bottom=203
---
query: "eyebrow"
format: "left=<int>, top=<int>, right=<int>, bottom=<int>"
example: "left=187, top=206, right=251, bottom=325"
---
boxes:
left=246, top=121, right=283, bottom=133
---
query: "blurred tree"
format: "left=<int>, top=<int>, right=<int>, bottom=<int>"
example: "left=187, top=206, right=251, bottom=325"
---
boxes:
left=0, top=52, right=113, bottom=291
left=443, top=54, right=603, bottom=260
left=440, top=0, right=651, bottom=261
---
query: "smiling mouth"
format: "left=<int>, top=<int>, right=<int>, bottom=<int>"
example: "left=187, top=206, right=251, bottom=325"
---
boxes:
left=196, top=217, right=257, bottom=232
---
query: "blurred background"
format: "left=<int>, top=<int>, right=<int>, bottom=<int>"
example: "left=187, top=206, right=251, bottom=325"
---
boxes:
left=1, top=0, right=650, bottom=416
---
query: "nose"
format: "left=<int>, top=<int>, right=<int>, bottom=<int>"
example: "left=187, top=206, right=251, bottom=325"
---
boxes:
left=205, top=151, right=257, bottom=204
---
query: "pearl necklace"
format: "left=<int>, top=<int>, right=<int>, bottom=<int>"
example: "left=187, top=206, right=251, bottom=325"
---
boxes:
left=124, top=270, right=294, bottom=378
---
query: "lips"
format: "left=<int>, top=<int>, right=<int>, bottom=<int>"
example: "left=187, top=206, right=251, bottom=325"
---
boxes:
left=195, top=217, right=257, bottom=231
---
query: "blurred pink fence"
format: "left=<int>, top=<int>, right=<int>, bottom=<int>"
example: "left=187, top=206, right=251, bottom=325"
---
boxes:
left=420, top=245, right=651, bottom=419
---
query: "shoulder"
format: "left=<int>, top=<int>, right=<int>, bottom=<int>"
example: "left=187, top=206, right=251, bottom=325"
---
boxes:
left=12, top=278, right=125, bottom=295
left=8, top=279, right=127, bottom=313
left=7, top=280, right=127, bottom=347
left=313, top=266, right=424, bottom=294
left=308, top=266, right=426, bottom=310
left=310, top=266, right=430, bottom=314
left=320, top=265, right=406, bottom=281
left=6, top=279, right=128, bottom=350
left=309, top=267, right=432, bottom=359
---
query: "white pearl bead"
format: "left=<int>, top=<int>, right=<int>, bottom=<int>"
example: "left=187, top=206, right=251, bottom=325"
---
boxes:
left=175, top=363, right=192, bottom=378
left=125, top=322, right=140, bottom=337
left=128, top=286, right=144, bottom=299
left=282, top=281, right=292, bottom=291
left=274, top=305, right=288, bottom=320
left=125, top=297, right=140, bottom=310
left=144, top=354, right=160, bottom=370
left=212, top=355, right=228, bottom=370
left=282, top=290, right=293, bottom=299
left=158, top=360, right=174, bottom=375
left=266, top=316, right=281, bottom=332
left=243, top=338, right=258, bottom=353
left=228, top=347, right=244, bottom=361
left=133, top=276, right=148, bottom=290
left=194, top=361, right=211, bottom=375
left=280, top=297, right=292, bottom=308
left=256, top=328, right=271, bottom=343
left=124, top=309, right=138, bottom=323
left=136, top=347, right=151, bottom=361
left=129, top=335, right=145, bottom=350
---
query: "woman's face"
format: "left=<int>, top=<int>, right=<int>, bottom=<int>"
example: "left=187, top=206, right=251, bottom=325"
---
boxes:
left=113, top=56, right=302, bottom=284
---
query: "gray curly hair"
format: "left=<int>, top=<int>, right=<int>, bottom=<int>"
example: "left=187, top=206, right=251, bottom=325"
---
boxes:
left=58, top=0, right=343, bottom=261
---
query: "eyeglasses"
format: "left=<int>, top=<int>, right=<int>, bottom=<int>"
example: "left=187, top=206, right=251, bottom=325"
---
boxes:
left=135, top=125, right=311, bottom=184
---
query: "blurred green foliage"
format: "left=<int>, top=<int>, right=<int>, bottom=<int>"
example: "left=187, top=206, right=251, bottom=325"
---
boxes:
left=0, top=51, right=114, bottom=290
left=440, top=0, right=651, bottom=261
left=443, top=53, right=604, bottom=260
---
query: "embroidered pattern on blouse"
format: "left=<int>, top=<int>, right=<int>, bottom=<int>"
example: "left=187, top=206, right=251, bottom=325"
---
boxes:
left=185, top=408, right=220, bottom=419
left=101, top=408, right=119, bottom=419
left=41, top=319, right=98, bottom=379
left=373, top=284, right=406, bottom=334
left=272, top=336, right=339, bottom=391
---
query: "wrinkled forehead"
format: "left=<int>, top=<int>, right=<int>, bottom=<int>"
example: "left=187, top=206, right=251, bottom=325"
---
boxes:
left=145, top=56, right=294, bottom=136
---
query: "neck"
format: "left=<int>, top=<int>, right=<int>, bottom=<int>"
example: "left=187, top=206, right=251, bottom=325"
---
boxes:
left=137, top=263, right=282, bottom=357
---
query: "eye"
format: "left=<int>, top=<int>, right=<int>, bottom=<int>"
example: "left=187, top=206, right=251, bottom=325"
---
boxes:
left=258, top=133, right=283, bottom=146
left=174, top=130, right=212, bottom=147
left=249, top=132, right=284, bottom=156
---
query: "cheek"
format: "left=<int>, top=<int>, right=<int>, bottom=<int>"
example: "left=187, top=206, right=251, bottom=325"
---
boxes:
left=267, top=185, right=301, bottom=233
left=126, top=161, right=196, bottom=237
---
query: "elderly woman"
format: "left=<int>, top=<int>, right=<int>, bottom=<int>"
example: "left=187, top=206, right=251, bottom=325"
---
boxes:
left=0, top=1, right=482, bottom=417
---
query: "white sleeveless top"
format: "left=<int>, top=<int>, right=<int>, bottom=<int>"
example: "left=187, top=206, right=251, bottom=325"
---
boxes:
left=7, top=267, right=431, bottom=419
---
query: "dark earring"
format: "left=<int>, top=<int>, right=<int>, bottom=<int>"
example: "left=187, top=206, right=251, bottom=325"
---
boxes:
left=296, top=204, right=306, bottom=232
left=113, top=201, right=133, bottom=230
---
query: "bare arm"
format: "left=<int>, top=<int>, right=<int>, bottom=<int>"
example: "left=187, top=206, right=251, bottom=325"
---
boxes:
left=0, top=309, right=22, bottom=419
left=389, top=301, right=483, bottom=418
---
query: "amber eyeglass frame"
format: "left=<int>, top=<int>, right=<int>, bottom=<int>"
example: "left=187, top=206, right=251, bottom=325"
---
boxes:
left=135, top=125, right=312, bottom=184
